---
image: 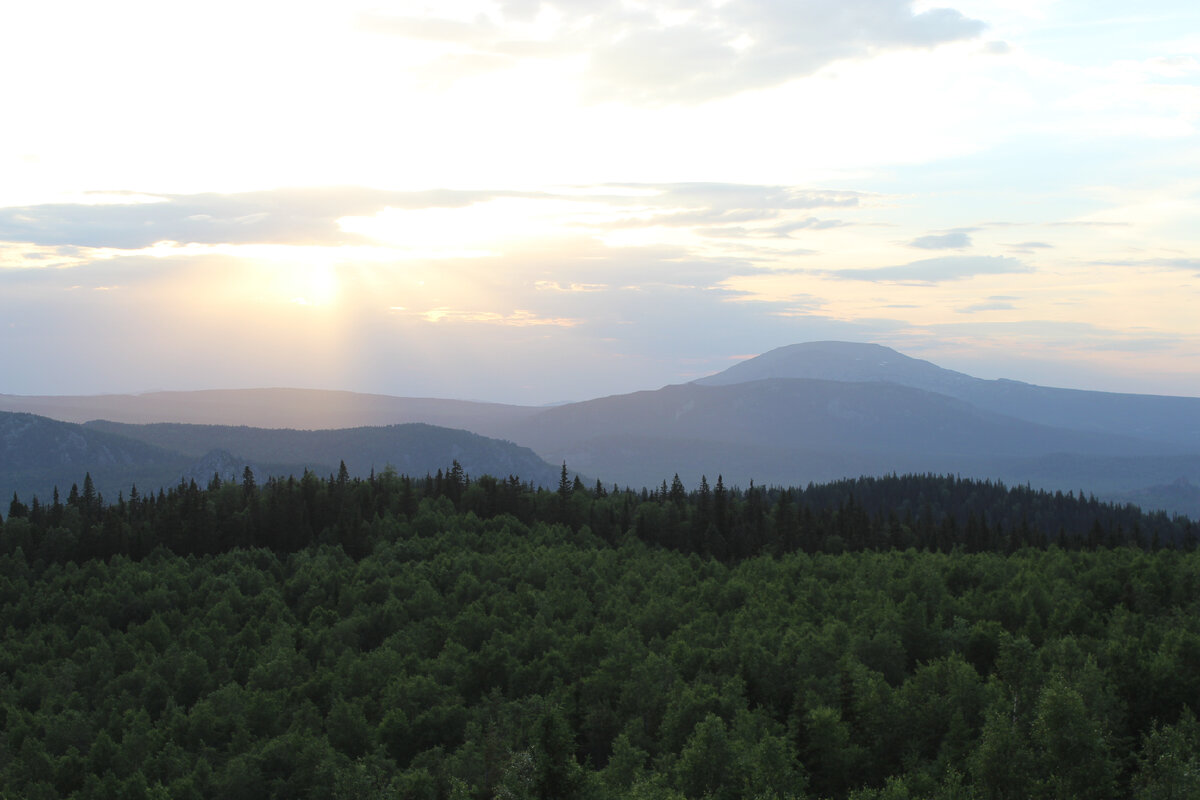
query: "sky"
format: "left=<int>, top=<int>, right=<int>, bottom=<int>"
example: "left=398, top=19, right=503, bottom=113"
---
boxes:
left=2, top=0, right=1199, bottom=404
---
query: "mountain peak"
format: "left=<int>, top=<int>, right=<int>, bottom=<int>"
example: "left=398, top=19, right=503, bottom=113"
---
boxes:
left=695, top=341, right=975, bottom=390
left=767, top=341, right=899, bottom=355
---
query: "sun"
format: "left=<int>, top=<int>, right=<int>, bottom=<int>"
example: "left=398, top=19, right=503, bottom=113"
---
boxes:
left=289, top=264, right=340, bottom=307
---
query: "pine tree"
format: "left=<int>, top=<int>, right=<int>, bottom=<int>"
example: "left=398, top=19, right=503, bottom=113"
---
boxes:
left=242, top=466, right=257, bottom=504
left=557, top=462, right=571, bottom=498
left=8, top=493, right=27, bottom=520
left=447, top=460, right=466, bottom=504
left=669, top=474, right=686, bottom=507
left=81, top=472, right=97, bottom=517
left=714, top=475, right=728, bottom=537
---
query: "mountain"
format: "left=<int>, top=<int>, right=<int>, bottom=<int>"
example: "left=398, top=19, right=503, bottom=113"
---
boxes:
left=2, top=412, right=562, bottom=509
left=0, top=388, right=538, bottom=434
left=1113, top=477, right=1200, bottom=521
left=6, top=342, right=1200, bottom=517
left=493, top=377, right=1200, bottom=498
left=698, top=341, right=1200, bottom=449
left=0, top=411, right=192, bottom=503
left=509, top=377, right=1176, bottom=458
left=83, top=420, right=563, bottom=488
left=179, top=450, right=270, bottom=487
left=697, top=341, right=974, bottom=390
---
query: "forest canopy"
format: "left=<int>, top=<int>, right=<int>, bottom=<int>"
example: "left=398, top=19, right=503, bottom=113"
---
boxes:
left=1, top=466, right=1198, bottom=799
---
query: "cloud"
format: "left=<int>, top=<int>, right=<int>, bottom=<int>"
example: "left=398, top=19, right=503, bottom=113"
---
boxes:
left=493, top=237, right=772, bottom=290
left=1049, top=221, right=1130, bottom=228
left=960, top=294, right=1021, bottom=312
left=817, top=255, right=1030, bottom=284
left=910, top=320, right=1188, bottom=355
left=1160, top=258, right=1200, bottom=275
left=0, top=187, right=542, bottom=249
left=0, top=182, right=864, bottom=252
left=0, top=242, right=911, bottom=401
left=535, top=281, right=607, bottom=293
left=598, top=208, right=780, bottom=229
left=908, top=228, right=975, bottom=249
left=1003, top=241, right=1053, bottom=255
left=361, top=1, right=987, bottom=105
left=611, top=183, right=865, bottom=211
left=1086, top=257, right=1200, bottom=274
left=406, top=307, right=582, bottom=327
left=959, top=300, right=1016, bottom=313
left=578, top=183, right=863, bottom=240
left=699, top=217, right=849, bottom=239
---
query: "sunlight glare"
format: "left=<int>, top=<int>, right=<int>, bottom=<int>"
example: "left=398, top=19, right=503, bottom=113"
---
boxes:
left=338, top=197, right=582, bottom=256
left=289, top=264, right=340, bottom=307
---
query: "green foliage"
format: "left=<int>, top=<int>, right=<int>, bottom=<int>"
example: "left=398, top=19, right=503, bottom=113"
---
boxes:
left=1132, top=710, right=1200, bottom=800
left=1, top=469, right=1200, bottom=798
left=1031, top=676, right=1116, bottom=799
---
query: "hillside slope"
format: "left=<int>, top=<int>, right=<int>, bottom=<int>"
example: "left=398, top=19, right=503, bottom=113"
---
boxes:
left=2, top=412, right=564, bottom=508
left=0, top=388, right=538, bottom=434
left=1, top=411, right=193, bottom=503
left=497, top=378, right=1200, bottom=496
left=7, top=342, right=1200, bottom=515
left=84, top=420, right=563, bottom=488
left=698, top=341, right=1200, bottom=448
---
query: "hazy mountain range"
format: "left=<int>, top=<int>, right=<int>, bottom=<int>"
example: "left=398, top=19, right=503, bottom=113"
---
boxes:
left=3, top=341, right=1199, bottom=518
left=697, top=342, right=1200, bottom=447
left=0, top=414, right=559, bottom=507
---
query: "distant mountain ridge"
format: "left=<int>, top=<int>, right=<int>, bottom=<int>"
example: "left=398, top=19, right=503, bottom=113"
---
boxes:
left=0, top=388, right=537, bottom=435
left=84, top=420, right=562, bottom=488
left=488, top=376, right=1200, bottom=512
left=505, top=377, right=1177, bottom=458
left=5, top=341, right=1200, bottom=518
left=698, top=341, right=1200, bottom=448
left=1, top=412, right=177, bottom=472
left=1, top=412, right=562, bottom=508
left=1, top=411, right=192, bottom=503
left=179, top=450, right=269, bottom=487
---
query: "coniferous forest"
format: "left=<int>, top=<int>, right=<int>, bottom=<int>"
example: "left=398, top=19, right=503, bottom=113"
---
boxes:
left=2, top=465, right=1200, bottom=799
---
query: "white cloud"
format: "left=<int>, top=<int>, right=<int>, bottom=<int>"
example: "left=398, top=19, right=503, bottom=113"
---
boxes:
left=407, top=307, right=581, bottom=327
left=819, top=255, right=1030, bottom=283
left=909, top=229, right=976, bottom=249
left=0, top=182, right=865, bottom=253
left=3, top=1, right=1200, bottom=400
left=363, top=0, right=986, bottom=105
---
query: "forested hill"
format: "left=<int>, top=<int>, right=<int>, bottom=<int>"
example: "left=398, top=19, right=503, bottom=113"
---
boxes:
left=0, top=412, right=564, bottom=510
left=0, top=411, right=194, bottom=505
left=83, top=420, right=563, bottom=489
left=9, top=342, right=1200, bottom=516
left=3, top=467, right=1194, bottom=564
left=2, top=468, right=1200, bottom=799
